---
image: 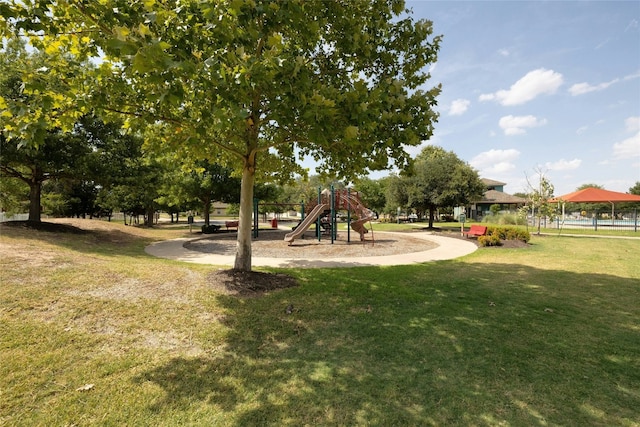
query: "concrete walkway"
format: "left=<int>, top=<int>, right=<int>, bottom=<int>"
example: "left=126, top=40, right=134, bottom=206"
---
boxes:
left=145, top=232, right=479, bottom=268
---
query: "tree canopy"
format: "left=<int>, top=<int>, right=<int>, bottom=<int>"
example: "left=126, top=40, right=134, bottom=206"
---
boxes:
left=387, top=146, right=485, bottom=228
left=3, top=0, right=442, bottom=270
left=0, top=39, right=90, bottom=221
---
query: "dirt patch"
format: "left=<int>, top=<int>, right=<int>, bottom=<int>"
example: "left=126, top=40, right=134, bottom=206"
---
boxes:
left=185, top=229, right=438, bottom=258
left=0, top=219, right=153, bottom=246
left=495, top=239, right=531, bottom=249
left=208, top=268, right=299, bottom=297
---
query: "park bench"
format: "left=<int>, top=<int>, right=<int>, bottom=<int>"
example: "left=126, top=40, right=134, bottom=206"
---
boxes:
left=463, top=225, right=487, bottom=238
left=225, top=220, right=239, bottom=231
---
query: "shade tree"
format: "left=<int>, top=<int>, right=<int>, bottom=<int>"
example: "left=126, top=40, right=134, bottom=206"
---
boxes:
left=170, top=161, right=241, bottom=226
left=388, top=146, right=485, bottom=228
left=354, top=176, right=389, bottom=215
left=4, top=0, right=442, bottom=271
left=0, top=128, right=92, bottom=222
left=0, top=41, right=94, bottom=221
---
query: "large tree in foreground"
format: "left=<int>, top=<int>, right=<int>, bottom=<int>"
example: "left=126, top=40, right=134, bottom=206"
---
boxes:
left=4, top=0, right=442, bottom=271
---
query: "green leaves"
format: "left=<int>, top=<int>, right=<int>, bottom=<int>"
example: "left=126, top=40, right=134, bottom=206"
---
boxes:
left=4, top=0, right=441, bottom=177
left=3, top=0, right=442, bottom=268
left=390, top=145, right=484, bottom=226
left=0, top=38, right=88, bottom=147
left=344, top=125, right=359, bottom=140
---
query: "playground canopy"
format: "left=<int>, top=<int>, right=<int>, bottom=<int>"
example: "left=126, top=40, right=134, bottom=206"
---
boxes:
left=550, top=187, right=640, bottom=203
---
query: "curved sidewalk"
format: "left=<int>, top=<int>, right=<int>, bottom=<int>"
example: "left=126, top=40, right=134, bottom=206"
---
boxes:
left=145, top=232, right=478, bottom=268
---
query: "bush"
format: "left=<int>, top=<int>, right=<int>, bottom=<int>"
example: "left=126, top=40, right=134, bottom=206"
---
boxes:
left=201, top=224, right=221, bottom=234
left=485, top=225, right=531, bottom=243
left=478, top=232, right=501, bottom=247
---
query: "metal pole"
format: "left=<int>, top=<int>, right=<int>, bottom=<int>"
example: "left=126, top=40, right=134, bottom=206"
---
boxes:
left=317, top=186, right=322, bottom=242
left=347, top=188, right=351, bottom=243
left=300, top=201, right=305, bottom=239
left=253, top=197, right=259, bottom=238
left=330, top=185, right=335, bottom=244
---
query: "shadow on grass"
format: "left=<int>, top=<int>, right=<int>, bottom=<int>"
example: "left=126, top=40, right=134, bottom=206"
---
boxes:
left=135, top=261, right=640, bottom=426
left=0, top=220, right=166, bottom=258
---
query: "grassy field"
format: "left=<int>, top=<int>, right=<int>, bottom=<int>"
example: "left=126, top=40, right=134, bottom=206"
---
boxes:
left=1, top=219, right=639, bottom=426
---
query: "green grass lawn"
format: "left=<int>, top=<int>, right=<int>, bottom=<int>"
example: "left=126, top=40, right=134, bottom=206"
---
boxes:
left=1, top=220, right=639, bottom=426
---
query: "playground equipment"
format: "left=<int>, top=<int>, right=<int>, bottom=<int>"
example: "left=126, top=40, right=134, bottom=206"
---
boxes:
left=284, top=187, right=376, bottom=245
left=252, top=201, right=303, bottom=238
left=284, top=203, right=329, bottom=244
left=336, top=189, right=377, bottom=241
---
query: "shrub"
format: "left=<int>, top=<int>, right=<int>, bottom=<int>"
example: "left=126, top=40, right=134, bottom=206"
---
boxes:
left=478, top=232, right=501, bottom=247
left=201, top=224, right=221, bottom=234
left=483, top=212, right=526, bottom=225
left=485, top=225, right=530, bottom=243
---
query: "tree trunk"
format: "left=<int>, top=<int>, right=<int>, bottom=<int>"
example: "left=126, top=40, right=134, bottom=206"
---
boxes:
left=203, top=197, right=211, bottom=226
left=28, top=179, right=42, bottom=222
left=145, top=205, right=154, bottom=227
left=428, top=205, right=435, bottom=228
left=234, top=158, right=256, bottom=271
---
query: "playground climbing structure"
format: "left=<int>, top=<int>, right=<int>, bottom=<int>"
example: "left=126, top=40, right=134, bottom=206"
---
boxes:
left=284, top=188, right=376, bottom=245
left=335, top=189, right=377, bottom=242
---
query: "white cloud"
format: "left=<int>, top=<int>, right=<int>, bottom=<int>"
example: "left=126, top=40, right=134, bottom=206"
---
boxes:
left=613, top=132, right=640, bottom=159
left=545, top=159, right=582, bottom=171
left=623, top=71, right=640, bottom=81
left=479, top=68, right=564, bottom=106
left=448, top=98, right=471, bottom=116
left=569, top=79, right=619, bottom=96
left=570, top=72, right=640, bottom=96
left=498, top=48, right=510, bottom=57
left=576, top=126, right=588, bottom=135
left=470, top=149, right=520, bottom=174
left=625, top=116, right=640, bottom=133
left=499, top=115, right=547, bottom=135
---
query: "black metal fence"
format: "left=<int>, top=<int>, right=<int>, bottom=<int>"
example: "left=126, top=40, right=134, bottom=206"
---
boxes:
left=542, top=209, right=639, bottom=232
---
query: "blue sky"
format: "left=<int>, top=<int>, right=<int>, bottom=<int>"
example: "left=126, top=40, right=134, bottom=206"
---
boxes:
left=402, top=0, right=640, bottom=196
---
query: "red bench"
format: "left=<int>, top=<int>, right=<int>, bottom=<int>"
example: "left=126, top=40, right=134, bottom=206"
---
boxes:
left=463, top=225, right=487, bottom=238
left=225, top=220, right=239, bottom=231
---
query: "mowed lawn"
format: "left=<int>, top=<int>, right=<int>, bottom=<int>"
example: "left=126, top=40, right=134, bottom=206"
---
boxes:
left=1, top=220, right=638, bottom=426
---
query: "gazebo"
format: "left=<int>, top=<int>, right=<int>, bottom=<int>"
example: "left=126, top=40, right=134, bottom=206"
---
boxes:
left=551, top=187, right=640, bottom=227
